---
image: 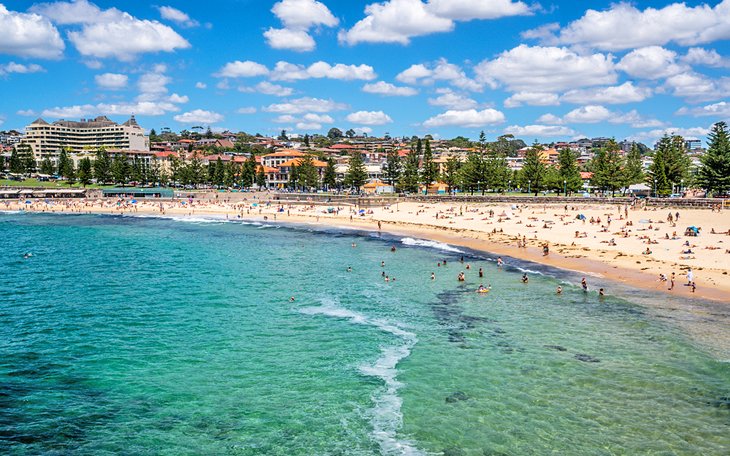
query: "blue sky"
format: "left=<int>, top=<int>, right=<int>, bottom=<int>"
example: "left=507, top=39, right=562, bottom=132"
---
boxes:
left=1, top=0, right=729, bottom=144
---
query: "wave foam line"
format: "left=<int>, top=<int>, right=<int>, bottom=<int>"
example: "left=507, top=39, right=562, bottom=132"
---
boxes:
left=300, top=299, right=424, bottom=456
left=400, top=237, right=464, bottom=254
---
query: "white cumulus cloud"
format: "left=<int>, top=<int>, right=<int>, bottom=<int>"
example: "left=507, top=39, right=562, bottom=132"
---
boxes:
left=395, top=59, right=481, bottom=91
left=423, top=108, right=505, bottom=128
left=504, top=92, right=559, bottom=108
left=264, top=28, right=317, bottom=52
left=215, top=60, right=270, bottom=78
left=362, top=81, right=418, bottom=96
left=616, top=46, right=687, bottom=80
left=428, top=89, right=478, bottom=110
left=174, top=109, right=224, bottom=124
left=339, top=0, right=533, bottom=45
left=265, top=0, right=338, bottom=51
left=239, top=81, right=294, bottom=97
left=677, top=101, right=730, bottom=117
left=504, top=125, right=576, bottom=137
left=237, top=107, right=257, bottom=114
left=561, top=82, right=653, bottom=105
left=157, top=5, right=198, bottom=27
left=263, top=97, right=348, bottom=114
left=0, top=5, right=64, bottom=58
left=0, top=62, right=45, bottom=76
left=95, top=72, right=128, bottom=89
left=270, top=61, right=376, bottom=81
left=346, top=110, right=393, bottom=125
left=31, top=0, right=191, bottom=61
left=475, top=45, right=617, bottom=92
left=529, top=1, right=730, bottom=51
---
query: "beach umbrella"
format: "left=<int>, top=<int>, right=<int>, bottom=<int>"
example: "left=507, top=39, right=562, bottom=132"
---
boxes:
left=131, top=199, right=138, bottom=204
left=25, top=200, right=32, bottom=204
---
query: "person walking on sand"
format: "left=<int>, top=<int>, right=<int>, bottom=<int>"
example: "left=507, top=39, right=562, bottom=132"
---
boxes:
left=686, top=268, right=694, bottom=285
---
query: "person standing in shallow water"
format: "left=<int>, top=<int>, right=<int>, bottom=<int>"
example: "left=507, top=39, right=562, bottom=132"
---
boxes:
left=479, top=267, right=483, bottom=278
left=521, top=273, right=528, bottom=283
left=581, top=277, right=588, bottom=292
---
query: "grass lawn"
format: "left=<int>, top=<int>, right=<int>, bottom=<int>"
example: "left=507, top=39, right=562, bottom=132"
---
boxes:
left=0, top=178, right=111, bottom=189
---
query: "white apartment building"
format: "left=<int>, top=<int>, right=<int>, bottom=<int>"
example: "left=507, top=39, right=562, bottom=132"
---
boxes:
left=23, top=115, right=149, bottom=162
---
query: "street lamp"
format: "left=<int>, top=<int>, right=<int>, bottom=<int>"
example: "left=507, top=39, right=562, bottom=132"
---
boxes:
left=477, top=180, right=481, bottom=193
left=508, top=180, right=511, bottom=193
left=563, top=179, right=567, bottom=196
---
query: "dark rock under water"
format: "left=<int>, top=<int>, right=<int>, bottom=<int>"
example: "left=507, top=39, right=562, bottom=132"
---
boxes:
left=574, top=353, right=600, bottom=363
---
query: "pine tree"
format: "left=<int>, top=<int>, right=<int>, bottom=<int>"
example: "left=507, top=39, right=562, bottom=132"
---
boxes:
left=323, top=157, right=337, bottom=190
left=57, top=148, right=71, bottom=177
left=288, top=163, right=300, bottom=190
left=443, top=156, right=461, bottom=194
left=77, top=157, right=92, bottom=187
left=384, top=150, right=401, bottom=188
left=344, top=150, right=368, bottom=192
left=9, top=149, right=23, bottom=174
left=93, top=148, right=112, bottom=183
left=590, top=139, right=624, bottom=196
left=647, top=135, right=691, bottom=196
left=697, top=121, right=730, bottom=196
left=224, top=162, right=237, bottom=188
left=111, top=154, right=129, bottom=185
left=622, top=144, right=645, bottom=195
left=557, top=149, right=583, bottom=195
left=40, top=157, right=54, bottom=175
left=215, top=157, right=225, bottom=186
left=399, top=147, right=420, bottom=193
left=15, top=144, right=35, bottom=174
left=459, top=152, right=482, bottom=194
left=420, top=139, right=438, bottom=187
left=256, top=164, right=266, bottom=188
left=520, top=143, right=547, bottom=195
left=241, top=154, right=257, bottom=188
left=298, top=155, right=320, bottom=190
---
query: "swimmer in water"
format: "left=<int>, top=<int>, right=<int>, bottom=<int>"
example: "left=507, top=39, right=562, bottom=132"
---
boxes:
left=521, top=273, right=528, bottom=283
left=497, top=257, right=503, bottom=267
left=391, top=246, right=396, bottom=252
left=381, top=261, right=385, bottom=267
left=478, top=267, right=483, bottom=278
left=477, top=284, right=487, bottom=292
left=599, top=288, right=605, bottom=296
left=431, top=272, right=435, bottom=280
left=290, top=296, right=295, bottom=302
left=347, top=266, right=352, bottom=272
left=458, top=272, right=465, bottom=282
left=581, top=277, right=588, bottom=292
left=385, top=276, right=389, bottom=282
left=351, top=242, right=356, bottom=247
left=556, top=286, right=562, bottom=294
left=465, top=264, right=471, bottom=270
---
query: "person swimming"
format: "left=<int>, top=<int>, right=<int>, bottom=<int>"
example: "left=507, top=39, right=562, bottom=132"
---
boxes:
left=521, top=273, right=528, bottom=283
left=390, top=246, right=397, bottom=252
left=581, top=277, right=588, bottom=292
left=497, top=257, right=503, bottom=267
left=431, top=272, right=435, bottom=280
left=290, top=296, right=295, bottom=302
left=477, top=284, right=489, bottom=293
left=599, top=288, right=605, bottom=296
left=478, top=267, right=483, bottom=278
left=556, top=286, right=562, bottom=294
left=347, top=266, right=352, bottom=272
left=458, top=272, right=465, bottom=282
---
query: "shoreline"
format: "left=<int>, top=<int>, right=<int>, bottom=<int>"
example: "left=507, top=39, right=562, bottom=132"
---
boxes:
left=4, top=197, right=730, bottom=359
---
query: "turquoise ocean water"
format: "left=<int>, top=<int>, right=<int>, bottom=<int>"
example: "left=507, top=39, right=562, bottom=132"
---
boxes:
left=1, top=212, right=728, bottom=455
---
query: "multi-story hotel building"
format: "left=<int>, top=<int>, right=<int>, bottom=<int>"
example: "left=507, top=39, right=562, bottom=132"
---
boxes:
left=23, top=115, right=149, bottom=162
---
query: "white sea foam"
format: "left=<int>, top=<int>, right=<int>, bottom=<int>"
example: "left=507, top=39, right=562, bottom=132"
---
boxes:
left=400, top=237, right=464, bottom=254
left=299, top=299, right=424, bottom=455
left=167, top=216, right=226, bottom=224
